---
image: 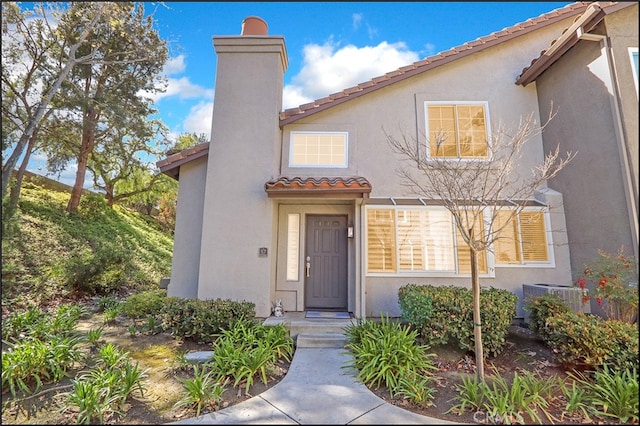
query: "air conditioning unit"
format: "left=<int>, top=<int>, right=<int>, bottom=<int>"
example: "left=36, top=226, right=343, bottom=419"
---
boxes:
left=522, top=283, right=591, bottom=325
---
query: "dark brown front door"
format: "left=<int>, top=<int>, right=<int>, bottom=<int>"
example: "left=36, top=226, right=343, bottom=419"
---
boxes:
left=305, top=215, right=348, bottom=310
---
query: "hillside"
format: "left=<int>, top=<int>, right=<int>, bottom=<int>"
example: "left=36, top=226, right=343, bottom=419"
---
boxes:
left=1, top=172, right=174, bottom=316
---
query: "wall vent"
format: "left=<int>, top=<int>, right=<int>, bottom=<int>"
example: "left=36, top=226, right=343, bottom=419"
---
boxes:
left=522, top=283, right=591, bottom=325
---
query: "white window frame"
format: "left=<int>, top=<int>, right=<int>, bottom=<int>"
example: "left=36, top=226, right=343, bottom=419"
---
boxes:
left=288, top=131, right=348, bottom=168
left=629, top=47, right=639, bottom=98
left=424, top=101, right=492, bottom=160
left=365, top=205, right=555, bottom=277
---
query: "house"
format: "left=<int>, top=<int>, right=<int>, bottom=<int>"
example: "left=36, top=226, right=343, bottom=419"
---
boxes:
left=516, top=1, right=638, bottom=317
left=157, top=2, right=638, bottom=320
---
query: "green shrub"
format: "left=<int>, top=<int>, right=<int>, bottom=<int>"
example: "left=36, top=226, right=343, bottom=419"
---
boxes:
left=398, top=284, right=517, bottom=357
left=160, top=297, right=256, bottom=343
left=542, top=311, right=639, bottom=371
left=64, top=245, right=128, bottom=295
left=398, top=284, right=433, bottom=326
left=119, top=289, right=167, bottom=320
left=523, top=293, right=571, bottom=339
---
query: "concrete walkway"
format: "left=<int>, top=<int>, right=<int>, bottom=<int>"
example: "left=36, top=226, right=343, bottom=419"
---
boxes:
left=167, top=346, right=465, bottom=425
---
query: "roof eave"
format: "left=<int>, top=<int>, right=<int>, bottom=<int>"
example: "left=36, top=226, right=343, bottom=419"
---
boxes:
left=516, top=2, right=633, bottom=86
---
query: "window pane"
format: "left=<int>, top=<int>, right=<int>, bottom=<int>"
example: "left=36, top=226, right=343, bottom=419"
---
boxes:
left=494, top=210, right=522, bottom=264
left=286, top=214, right=300, bottom=281
left=367, top=209, right=397, bottom=272
left=290, top=132, right=347, bottom=167
left=456, top=212, right=487, bottom=273
left=519, top=212, right=548, bottom=261
left=428, top=105, right=457, bottom=157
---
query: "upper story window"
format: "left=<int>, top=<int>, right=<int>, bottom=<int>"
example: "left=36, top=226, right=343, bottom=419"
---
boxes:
left=289, top=131, right=348, bottom=167
left=425, top=102, right=490, bottom=159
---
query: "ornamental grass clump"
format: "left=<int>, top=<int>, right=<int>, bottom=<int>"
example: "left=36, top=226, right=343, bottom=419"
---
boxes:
left=344, top=315, right=437, bottom=401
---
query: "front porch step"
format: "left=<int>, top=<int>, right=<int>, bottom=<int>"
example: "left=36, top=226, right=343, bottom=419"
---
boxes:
left=288, top=318, right=355, bottom=339
left=296, top=333, right=347, bottom=349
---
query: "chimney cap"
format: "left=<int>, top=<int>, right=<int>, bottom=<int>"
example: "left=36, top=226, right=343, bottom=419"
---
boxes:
left=241, top=16, right=268, bottom=36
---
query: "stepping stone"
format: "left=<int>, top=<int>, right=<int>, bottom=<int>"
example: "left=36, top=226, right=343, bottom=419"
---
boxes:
left=184, top=351, right=214, bottom=364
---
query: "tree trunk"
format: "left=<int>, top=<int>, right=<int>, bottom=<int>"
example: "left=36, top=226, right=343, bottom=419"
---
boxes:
left=6, top=131, right=37, bottom=219
left=67, top=109, right=97, bottom=213
left=471, top=237, right=485, bottom=381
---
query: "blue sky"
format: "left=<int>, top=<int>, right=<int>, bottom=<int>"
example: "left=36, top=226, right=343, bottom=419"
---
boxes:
left=20, top=1, right=573, bottom=186
left=150, top=2, right=572, bottom=140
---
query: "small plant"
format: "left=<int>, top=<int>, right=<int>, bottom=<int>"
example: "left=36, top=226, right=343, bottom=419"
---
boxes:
left=571, top=365, right=639, bottom=423
left=447, top=373, right=485, bottom=415
left=174, top=364, right=227, bottom=416
left=102, top=306, right=119, bottom=325
left=97, top=296, right=120, bottom=312
left=559, top=380, right=592, bottom=421
left=574, top=246, right=638, bottom=323
left=86, top=327, right=104, bottom=347
left=63, top=377, right=124, bottom=425
left=396, top=371, right=437, bottom=407
left=128, top=324, right=138, bottom=337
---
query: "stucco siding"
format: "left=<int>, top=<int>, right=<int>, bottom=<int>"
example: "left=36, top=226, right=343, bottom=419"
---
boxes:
left=535, top=6, right=638, bottom=316
left=280, top=17, right=576, bottom=318
left=198, top=37, right=286, bottom=318
left=168, top=156, right=207, bottom=299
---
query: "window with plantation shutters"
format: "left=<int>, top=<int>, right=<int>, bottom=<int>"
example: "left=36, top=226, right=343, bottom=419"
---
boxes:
left=397, top=210, right=455, bottom=271
left=519, top=211, right=548, bottom=261
left=367, top=209, right=396, bottom=272
left=494, top=210, right=549, bottom=264
left=493, top=210, right=522, bottom=264
left=365, top=206, right=550, bottom=275
left=455, top=212, right=487, bottom=274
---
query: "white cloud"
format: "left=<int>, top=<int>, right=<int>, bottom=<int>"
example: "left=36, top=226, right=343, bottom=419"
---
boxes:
left=164, top=54, right=187, bottom=75
left=182, top=101, right=213, bottom=137
left=282, top=40, right=419, bottom=110
left=352, top=13, right=363, bottom=30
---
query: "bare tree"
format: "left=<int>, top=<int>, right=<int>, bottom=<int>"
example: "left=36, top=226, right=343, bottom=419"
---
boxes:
left=385, top=110, right=575, bottom=381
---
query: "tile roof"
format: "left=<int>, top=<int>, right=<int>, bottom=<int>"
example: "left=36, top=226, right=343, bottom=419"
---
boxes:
left=157, top=142, right=209, bottom=179
left=264, top=176, right=372, bottom=198
left=279, top=1, right=592, bottom=125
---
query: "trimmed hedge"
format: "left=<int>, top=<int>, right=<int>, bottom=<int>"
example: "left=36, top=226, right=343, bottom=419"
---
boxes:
left=541, top=310, right=638, bottom=371
left=398, top=284, right=517, bottom=357
left=523, top=293, right=572, bottom=340
left=159, top=297, right=256, bottom=343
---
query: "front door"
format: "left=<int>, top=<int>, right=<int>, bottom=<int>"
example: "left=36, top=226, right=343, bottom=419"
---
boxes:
left=305, top=215, right=348, bottom=310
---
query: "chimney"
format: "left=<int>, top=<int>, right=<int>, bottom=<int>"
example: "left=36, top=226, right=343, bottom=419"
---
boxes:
left=241, top=16, right=268, bottom=36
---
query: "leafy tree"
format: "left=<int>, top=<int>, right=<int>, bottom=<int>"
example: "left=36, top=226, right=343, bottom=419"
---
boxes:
left=168, top=132, right=208, bottom=154
left=386, top=110, right=575, bottom=381
left=50, top=2, right=168, bottom=213
left=87, top=118, right=169, bottom=207
left=1, top=2, right=111, bottom=200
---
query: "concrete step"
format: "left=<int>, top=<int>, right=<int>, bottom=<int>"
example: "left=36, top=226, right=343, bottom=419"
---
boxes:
left=288, top=318, right=355, bottom=339
left=296, top=333, right=348, bottom=349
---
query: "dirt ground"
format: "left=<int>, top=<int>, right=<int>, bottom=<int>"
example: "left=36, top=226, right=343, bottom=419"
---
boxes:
left=1, top=310, right=592, bottom=425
